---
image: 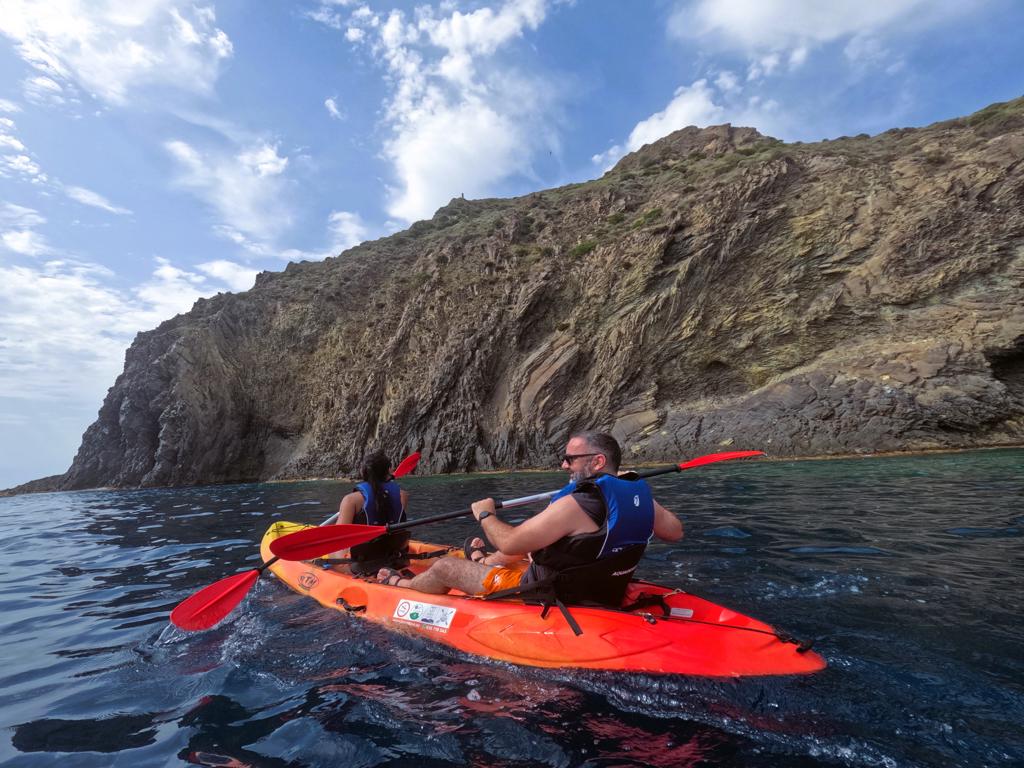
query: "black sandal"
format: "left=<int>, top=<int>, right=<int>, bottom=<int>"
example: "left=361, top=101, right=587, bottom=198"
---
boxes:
left=378, top=568, right=404, bottom=586
left=463, top=536, right=491, bottom=563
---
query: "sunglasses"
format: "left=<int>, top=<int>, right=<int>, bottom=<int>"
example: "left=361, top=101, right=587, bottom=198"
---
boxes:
left=559, top=452, right=600, bottom=465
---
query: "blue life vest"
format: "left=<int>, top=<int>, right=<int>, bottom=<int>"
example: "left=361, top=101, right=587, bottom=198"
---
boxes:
left=354, top=480, right=405, bottom=526
left=549, top=480, right=577, bottom=503
left=546, top=474, right=654, bottom=560
left=590, top=474, right=655, bottom=558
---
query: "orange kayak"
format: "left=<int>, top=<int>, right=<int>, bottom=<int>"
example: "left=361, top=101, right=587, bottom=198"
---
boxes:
left=261, top=522, right=826, bottom=677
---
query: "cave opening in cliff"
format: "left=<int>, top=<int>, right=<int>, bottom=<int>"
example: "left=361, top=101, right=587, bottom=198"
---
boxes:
left=986, top=335, right=1024, bottom=403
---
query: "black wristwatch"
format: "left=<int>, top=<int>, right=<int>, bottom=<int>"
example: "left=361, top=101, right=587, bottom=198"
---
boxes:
left=478, top=510, right=494, bottom=522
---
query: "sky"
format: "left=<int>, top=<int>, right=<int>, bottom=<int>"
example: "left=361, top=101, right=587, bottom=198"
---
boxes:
left=1, top=0, right=1022, bottom=489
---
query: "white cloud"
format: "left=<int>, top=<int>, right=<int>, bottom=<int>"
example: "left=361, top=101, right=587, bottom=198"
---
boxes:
left=0, top=99, right=21, bottom=113
left=131, top=257, right=211, bottom=324
left=306, top=2, right=347, bottom=30
left=0, top=116, right=49, bottom=187
left=714, top=70, right=739, bottom=93
left=165, top=139, right=292, bottom=241
left=23, top=75, right=67, bottom=106
left=0, top=203, right=45, bottom=229
left=339, top=0, right=555, bottom=223
left=306, top=1, right=358, bottom=30
left=214, top=208, right=370, bottom=262
left=593, top=79, right=787, bottom=170
left=0, top=238, right=252, bottom=485
left=789, top=45, right=809, bottom=68
left=0, top=1, right=233, bottom=107
left=747, top=52, right=780, bottom=81
left=627, top=80, right=724, bottom=149
left=0, top=153, right=48, bottom=183
left=0, top=203, right=53, bottom=257
left=672, top=0, right=937, bottom=51
left=170, top=7, right=202, bottom=45
left=0, top=262, right=131, bottom=405
left=238, top=144, right=288, bottom=177
left=196, top=259, right=259, bottom=291
left=1, top=228, right=53, bottom=257
left=345, top=27, right=365, bottom=42
left=3, top=120, right=136, bottom=220
left=844, top=34, right=898, bottom=72
left=325, top=97, right=344, bottom=120
left=669, top=0, right=972, bottom=76
left=167, top=107, right=260, bottom=146
left=326, top=210, right=368, bottom=252
left=593, top=79, right=725, bottom=168
left=0, top=256, right=238, bottom=415
left=0, top=134, right=26, bottom=152
left=385, top=96, right=533, bottom=222
left=65, top=185, right=132, bottom=215
left=419, top=0, right=546, bottom=58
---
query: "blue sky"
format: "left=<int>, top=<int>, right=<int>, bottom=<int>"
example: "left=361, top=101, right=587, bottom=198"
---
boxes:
left=1, top=0, right=1022, bottom=488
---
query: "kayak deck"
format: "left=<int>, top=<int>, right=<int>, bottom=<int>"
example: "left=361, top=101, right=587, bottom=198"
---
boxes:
left=261, top=522, right=826, bottom=677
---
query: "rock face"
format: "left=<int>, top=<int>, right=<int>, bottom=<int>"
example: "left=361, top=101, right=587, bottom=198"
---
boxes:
left=60, top=99, right=1024, bottom=488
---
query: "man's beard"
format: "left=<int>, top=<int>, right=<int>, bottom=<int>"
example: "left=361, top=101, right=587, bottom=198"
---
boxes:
left=570, top=468, right=590, bottom=483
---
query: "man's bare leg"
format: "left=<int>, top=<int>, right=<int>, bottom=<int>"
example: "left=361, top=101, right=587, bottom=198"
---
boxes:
left=378, top=558, right=493, bottom=595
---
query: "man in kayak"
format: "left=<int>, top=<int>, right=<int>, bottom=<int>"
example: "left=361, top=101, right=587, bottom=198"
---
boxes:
left=337, top=451, right=411, bottom=575
left=377, top=432, right=682, bottom=606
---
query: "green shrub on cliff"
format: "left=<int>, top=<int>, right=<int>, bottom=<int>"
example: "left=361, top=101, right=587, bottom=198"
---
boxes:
left=570, top=240, right=597, bottom=257
left=631, top=208, right=663, bottom=229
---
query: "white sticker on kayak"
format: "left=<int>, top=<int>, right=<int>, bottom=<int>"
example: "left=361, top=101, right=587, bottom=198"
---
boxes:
left=670, top=607, right=694, bottom=618
left=393, top=599, right=456, bottom=633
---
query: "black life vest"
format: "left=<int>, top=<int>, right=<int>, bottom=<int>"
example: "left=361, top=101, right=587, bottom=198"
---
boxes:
left=524, top=473, right=655, bottom=606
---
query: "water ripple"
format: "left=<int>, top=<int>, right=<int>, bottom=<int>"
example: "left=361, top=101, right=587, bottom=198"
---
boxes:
left=0, top=449, right=1021, bottom=767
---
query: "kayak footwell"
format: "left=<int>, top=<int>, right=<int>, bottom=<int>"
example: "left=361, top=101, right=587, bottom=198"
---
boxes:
left=261, top=522, right=826, bottom=677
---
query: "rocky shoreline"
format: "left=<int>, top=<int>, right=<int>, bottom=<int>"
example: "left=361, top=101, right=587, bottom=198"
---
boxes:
left=6, top=443, right=1023, bottom=497
left=16, top=97, right=1024, bottom=492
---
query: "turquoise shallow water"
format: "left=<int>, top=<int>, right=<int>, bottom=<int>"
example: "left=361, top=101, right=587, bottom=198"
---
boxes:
left=0, top=449, right=1022, bottom=767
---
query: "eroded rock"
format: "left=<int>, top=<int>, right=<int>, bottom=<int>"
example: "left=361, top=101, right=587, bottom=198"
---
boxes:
left=52, top=98, right=1024, bottom=488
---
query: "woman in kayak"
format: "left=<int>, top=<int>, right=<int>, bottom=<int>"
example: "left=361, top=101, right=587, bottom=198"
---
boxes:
left=338, top=451, right=411, bottom=576
left=377, top=432, right=683, bottom=607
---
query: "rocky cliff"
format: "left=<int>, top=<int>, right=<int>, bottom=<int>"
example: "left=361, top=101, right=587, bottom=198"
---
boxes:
left=60, top=98, right=1024, bottom=488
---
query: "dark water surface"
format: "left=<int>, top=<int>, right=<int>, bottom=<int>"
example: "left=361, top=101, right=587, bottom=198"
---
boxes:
left=1, top=450, right=1022, bottom=767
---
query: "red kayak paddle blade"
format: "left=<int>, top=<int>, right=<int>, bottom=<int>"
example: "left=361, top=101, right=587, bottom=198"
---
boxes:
left=268, top=523, right=388, bottom=561
left=393, top=451, right=421, bottom=478
left=678, top=450, right=765, bottom=471
left=170, top=569, right=260, bottom=631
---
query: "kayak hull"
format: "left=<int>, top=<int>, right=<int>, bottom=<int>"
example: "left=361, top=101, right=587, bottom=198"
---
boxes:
left=261, top=522, right=826, bottom=677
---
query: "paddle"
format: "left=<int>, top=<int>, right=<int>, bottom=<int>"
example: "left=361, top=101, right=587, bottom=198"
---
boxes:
left=269, top=450, right=765, bottom=561
left=170, top=451, right=421, bottom=631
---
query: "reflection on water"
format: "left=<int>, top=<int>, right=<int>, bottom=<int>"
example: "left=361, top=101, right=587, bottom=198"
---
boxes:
left=0, top=449, right=1022, bottom=767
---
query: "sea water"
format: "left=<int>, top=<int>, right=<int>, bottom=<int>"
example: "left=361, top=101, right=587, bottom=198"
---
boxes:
left=0, top=449, right=1021, bottom=767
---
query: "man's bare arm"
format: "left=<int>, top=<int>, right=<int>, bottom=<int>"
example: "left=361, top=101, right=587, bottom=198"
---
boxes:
left=652, top=500, right=683, bottom=541
left=473, top=496, right=599, bottom=555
